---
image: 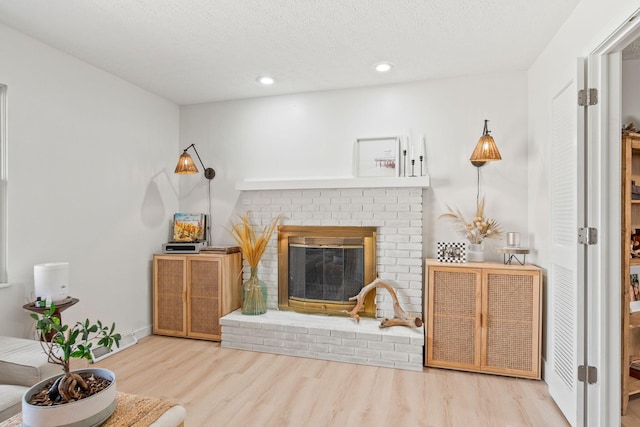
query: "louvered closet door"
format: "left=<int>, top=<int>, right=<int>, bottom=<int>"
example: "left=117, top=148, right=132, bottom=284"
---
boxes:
left=545, top=59, right=586, bottom=427
left=187, top=256, right=221, bottom=339
left=427, top=267, right=482, bottom=370
left=154, top=256, right=187, bottom=336
left=481, top=270, right=541, bottom=378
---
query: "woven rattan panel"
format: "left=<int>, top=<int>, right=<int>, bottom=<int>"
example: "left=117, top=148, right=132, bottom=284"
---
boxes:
left=190, top=298, right=220, bottom=335
left=485, top=273, right=533, bottom=372
left=189, top=259, right=220, bottom=336
left=432, top=271, right=478, bottom=365
left=190, top=259, right=219, bottom=298
left=156, top=259, right=184, bottom=332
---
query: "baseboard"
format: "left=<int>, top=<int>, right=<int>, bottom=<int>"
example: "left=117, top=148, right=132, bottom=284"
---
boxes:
left=133, top=324, right=152, bottom=339
left=90, top=331, right=137, bottom=362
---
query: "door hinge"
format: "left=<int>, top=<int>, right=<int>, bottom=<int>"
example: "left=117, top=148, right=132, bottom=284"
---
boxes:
left=578, top=88, right=598, bottom=106
left=577, top=365, right=598, bottom=384
left=578, top=227, right=598, bottom=245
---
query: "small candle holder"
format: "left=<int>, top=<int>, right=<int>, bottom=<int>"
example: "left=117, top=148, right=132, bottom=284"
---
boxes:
left=410, top=159, right=416, bottom=177
left=507, top=232, right=521, bottom=248
left=419, top=155, right=424, bottom=177
left=403, top=150, right=407, bottom=177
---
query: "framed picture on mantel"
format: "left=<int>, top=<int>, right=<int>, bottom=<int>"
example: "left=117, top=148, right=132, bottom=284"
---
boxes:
left=353, top=136, right=400, bottom=177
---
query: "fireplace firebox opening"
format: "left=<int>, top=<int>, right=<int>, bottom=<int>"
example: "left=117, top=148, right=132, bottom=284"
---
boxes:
left=278, top=226, right=377, bottom=317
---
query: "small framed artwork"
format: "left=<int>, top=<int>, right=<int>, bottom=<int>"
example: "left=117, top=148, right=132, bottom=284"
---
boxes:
left=353, top=136, right=400, bottom=177
left=172, top=213, right=206, bottom=242
left=437, top=242, right=466, bottom=263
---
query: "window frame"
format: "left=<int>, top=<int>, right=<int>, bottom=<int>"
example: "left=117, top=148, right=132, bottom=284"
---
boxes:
left=0, top=84, right=7, bottom=283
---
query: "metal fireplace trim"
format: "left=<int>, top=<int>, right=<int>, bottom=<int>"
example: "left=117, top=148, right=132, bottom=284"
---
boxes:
left=278, top=225, right=377, bottom=317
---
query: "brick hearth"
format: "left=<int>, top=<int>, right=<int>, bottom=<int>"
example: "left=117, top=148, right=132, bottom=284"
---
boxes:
left=221, top=310, right=425, bottom=371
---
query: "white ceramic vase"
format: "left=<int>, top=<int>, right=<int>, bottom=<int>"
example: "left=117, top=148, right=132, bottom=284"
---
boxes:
left=467, top=243, right=484, bottom=262
left=22, top=368, right=116, bottom=427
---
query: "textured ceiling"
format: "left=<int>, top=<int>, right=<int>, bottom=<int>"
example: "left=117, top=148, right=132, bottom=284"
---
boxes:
left=0, top=0, right=580, bottom=105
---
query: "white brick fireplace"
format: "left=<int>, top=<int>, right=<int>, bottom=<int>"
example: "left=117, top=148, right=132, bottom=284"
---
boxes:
left=221, top=177, right=429, bottom=370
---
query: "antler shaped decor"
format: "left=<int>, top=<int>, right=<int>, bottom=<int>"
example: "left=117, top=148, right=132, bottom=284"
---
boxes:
left=347, top=278, right=423, bottom=328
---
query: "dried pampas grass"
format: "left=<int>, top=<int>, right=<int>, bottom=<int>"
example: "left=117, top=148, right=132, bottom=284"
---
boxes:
left=439, top=197, right=502, bottom=244
left=227, top=213, right=281, bottom=268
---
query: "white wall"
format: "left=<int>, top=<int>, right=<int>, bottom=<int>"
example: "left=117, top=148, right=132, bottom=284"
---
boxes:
left=180, top=72, right=529, bottom=262
left=623, top=59, right=640, bottom=126
left=0, top=24, right=180, bottom=338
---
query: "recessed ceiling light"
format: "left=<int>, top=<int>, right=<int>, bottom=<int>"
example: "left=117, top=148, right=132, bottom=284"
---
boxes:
left=257, top=76, right=275, bottom=85
left=373, top=62, right=394, bottom=73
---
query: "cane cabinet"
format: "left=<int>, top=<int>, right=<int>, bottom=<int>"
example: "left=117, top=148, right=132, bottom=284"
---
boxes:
left=153, top=252, right=242, bottom=341
left=622, top=132, right=640, bottom=413
left=425, top=260, right=542, bottom=379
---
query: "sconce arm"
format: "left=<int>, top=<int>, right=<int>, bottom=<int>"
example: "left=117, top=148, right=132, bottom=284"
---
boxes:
left=183, top=144, right=216, bottom=180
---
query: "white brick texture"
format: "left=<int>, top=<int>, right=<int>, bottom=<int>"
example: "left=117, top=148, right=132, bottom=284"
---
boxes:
left=239, top=187, right=424, bottom=318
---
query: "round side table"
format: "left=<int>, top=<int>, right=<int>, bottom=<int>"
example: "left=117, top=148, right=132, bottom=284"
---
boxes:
left=23, top=297, right=79, bottom=340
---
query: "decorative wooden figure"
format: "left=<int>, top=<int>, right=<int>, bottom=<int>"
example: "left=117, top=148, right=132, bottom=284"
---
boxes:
left=347, top=278, right=423, bottom=328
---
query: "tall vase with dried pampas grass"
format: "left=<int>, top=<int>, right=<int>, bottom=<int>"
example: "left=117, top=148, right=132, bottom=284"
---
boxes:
left=438, top=197, right=502, bottom=262
left=228, top=213, right=281, bottom=315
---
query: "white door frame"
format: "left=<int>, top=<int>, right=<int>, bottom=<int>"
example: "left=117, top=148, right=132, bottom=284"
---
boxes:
left=585, top=8, right=640, bottom=426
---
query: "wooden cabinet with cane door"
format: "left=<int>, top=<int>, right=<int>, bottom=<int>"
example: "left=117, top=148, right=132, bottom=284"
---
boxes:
left=153, top=253, right=242, bottom=341
left=425, top=260, right=542, bottom=379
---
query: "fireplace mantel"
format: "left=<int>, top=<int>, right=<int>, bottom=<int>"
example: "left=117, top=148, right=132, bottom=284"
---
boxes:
left=235, top=175, right=430, bottom=191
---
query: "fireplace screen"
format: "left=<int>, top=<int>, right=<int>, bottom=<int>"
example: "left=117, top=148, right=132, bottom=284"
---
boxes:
left=288, top=238, right=364, bottom=303
left=278, top=226, right=377, bottom=316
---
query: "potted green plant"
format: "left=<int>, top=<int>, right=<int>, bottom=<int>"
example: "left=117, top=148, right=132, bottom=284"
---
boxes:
left=22, top=303, right=121, bottom=427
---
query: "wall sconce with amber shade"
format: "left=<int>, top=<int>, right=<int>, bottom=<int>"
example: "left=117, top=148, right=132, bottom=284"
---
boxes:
left=470, top=119, right=502, bottom=167
left=175, top=144, right=216, bottom=180
left=174, top=143, right=215, bottom=246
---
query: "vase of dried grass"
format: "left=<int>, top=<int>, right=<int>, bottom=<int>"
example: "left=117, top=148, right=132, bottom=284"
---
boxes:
left=242, top=267, right=267, bottom=315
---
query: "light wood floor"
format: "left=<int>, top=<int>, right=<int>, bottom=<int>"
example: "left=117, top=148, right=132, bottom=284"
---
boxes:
left=89, top=335, right=573, bottom=427
left=625, top=394, right=640, bottom=427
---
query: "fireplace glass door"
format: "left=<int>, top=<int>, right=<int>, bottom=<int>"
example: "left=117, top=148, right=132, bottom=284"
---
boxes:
left=278, top=226, right=377, bottom=316
left=288, top=240, right=364, bottom=304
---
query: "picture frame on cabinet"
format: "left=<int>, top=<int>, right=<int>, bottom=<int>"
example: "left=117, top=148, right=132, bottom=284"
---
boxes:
left=172, top=213, right=207, bottom=242
left=353, top=136, right=400, bottom=177
left=436, top=242, right=466, bottom=263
